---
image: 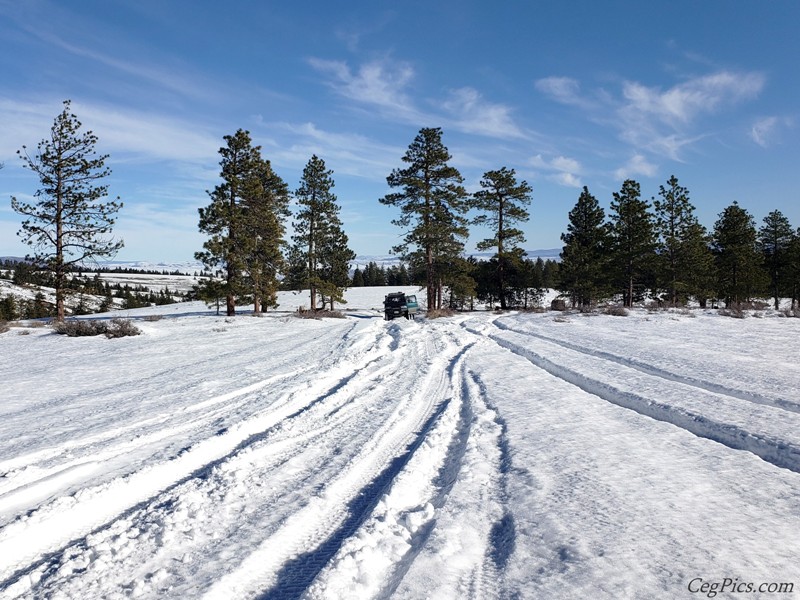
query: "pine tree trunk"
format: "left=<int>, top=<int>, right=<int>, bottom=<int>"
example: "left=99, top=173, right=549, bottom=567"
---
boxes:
left=498, top=200, right=506, bottom=310
left=56, top=175, right=66, bottom=321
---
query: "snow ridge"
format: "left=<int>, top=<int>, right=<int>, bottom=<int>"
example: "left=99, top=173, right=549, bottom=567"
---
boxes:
left=479, top=322, right=800, bottom=474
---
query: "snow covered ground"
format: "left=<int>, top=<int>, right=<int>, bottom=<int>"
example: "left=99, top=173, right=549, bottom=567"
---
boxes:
left=2, top=288, right=800, bottom=599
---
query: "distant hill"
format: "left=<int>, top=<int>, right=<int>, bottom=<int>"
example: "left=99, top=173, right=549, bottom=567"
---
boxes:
left=3, top=248, right=562, bottom=274
left=353, top=248, right=561, bottom=268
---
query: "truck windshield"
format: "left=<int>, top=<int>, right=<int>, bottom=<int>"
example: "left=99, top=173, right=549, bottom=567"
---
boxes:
left=386, top=296, right=404, bottom=307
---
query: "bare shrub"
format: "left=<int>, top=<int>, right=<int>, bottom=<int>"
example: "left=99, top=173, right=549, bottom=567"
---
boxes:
left=106, top=318, right=141, bottom=338
left=53, top=318, right=140, bottom=338
left=53, top=319, right=108, bottom=337
left=293, top=308, right=346, bottom=320
left=519, top=306, right=547, bottom=313
left=18, top=329, right=32, bottom=335
left=781, top=308, right=800, bottom=318
left=718, top=307, right=746, bottom=319
left=0, top=321, right=9, bottom=334
left=426, top=308, right=455, bottom=319
left=552, top=316, right=571, bottom=323
left=604, top=305, right=629, bottom=317
left=645, top=301, right=662, bottom=313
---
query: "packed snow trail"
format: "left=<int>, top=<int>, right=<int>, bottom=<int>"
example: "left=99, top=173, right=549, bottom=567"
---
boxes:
left=2, top=297, right=800, bottom=599
left=475, top=314, right=800, bottom=473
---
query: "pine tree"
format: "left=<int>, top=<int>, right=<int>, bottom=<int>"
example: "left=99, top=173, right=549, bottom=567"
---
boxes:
left=351, top=266, right=365, bottom=287
left=11, top=100, right=123, bottom=321
left=472, top=167, right=533, bottom=309
left=653, top=175, right=702, bottom=305
left=0, top=294, right=18, bottom=321
left=608, top=180, right=657, bottom=307
left=380, top=127, right=469, bottom=310
left=291, top=155, right=354, bottom=310
left=712, top=202, right=766, bottom=307
left=680, top=221, right=717, bottom=307
left=317, top=219, right=355, bottom=310
left=559, top=186, right=611, bottom=308
left=196, top=129, right=264, bottom=316
left=758, top=210, right=794, bottom=310
left=240, top=159, right=290, bottom=314
left=788, top=229, right=800, bottom=309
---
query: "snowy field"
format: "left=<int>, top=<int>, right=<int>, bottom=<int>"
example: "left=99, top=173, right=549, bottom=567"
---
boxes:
left=2, top=288, right=800, bottom=599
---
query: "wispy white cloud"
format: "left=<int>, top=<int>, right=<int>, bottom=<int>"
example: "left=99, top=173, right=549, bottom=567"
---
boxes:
left=308, top=58, right=421, bottom=122
left=535, top=76, right=591, bottom=109
left=310, top=58, right=526, bottom=140
left=529, top=154, right=583, bottom=188
left=261, top=121, right=404, bottom=181
left=614, top=154, right=658, bottom=180
left=23, top=27, right=217, bottom=102
left=750, top=115, right=794, bottom=148
left=441, top=87, right=525, bottom=139
left=537, top=70, right=767, bottom=163
left=617, top=70, right=764, bottom=160
left=620, top=71, right=765, bottom=127
left=751, top=116, right=778, bottom=147
left=0, top=98, right=220, bottom=164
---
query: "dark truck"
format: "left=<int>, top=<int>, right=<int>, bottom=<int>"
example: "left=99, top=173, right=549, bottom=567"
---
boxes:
left=383, top=292, right=419, bottom=321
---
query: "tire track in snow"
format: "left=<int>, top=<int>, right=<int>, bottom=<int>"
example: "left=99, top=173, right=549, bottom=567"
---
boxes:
left=0, top=319, right=359, bottom=498
left=470, top=319, right=800, bottom=474
left=4, top=334, right=412, bottom=599
left=493, top=317, right=800, bottom=414
left=200, top=327, right=469, bottom=600
left=0, top=319, right=394, bottom=589
left=386, top=333, right=513, bottom=600
left=2, top=320, right=457, bottom=598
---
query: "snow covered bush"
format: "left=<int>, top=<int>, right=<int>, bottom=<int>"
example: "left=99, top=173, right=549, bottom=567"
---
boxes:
left=604, top=305, right=629, bottom=317
left=53, top=319, right=107, bottom=337
left=53, top=318, right=141, bottom=338
left=293, top=308, right=345, bottom=320
left=105, top=318, right=142, bottom=338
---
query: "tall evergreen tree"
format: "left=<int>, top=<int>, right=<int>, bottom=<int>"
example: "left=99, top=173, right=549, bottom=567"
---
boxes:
left=680, top=221, right=717, bottom=307
left=380, top=127, right=469, bottom=310
left=317, top=217, right=356, bottom=310
left=291, top=155, right=354, bottom=310
left=608, top=179, right=657, bottom=307
left=559, top=186, right=611, bottom=308
left=788, top=229, right=800, bottom=309
left=351, top=266, right=365, bottom=287
left=472, top=167, right=532, bottom=309
left=712, top=202, right=766, bottom=306
left=240, top=158, right=290, bottom=314
left=11, top=100, right=123, bottom=321
left=653, top=175, right=702, bottom=305
left=196, top=129, right=266, bottom=316
left=758, top=210, right=794, bottom=310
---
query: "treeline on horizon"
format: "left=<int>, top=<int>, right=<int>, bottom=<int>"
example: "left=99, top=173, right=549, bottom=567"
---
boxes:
left=4, top=101, right=800, bottom=320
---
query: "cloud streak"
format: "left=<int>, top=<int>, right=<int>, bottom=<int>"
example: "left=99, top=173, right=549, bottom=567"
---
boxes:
left=309, top=57, right=526, bottom=140
left=308, top=58, right=421, bottom=122
left=537, top=70, right=766, bottom=162
left=529, top=154, right=583, bottom=188
left=0, top=98, right=221, bottom=164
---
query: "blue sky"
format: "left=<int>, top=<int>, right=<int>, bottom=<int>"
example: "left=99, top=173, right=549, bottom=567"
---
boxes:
left=1, top=1, right=798, bottom=263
